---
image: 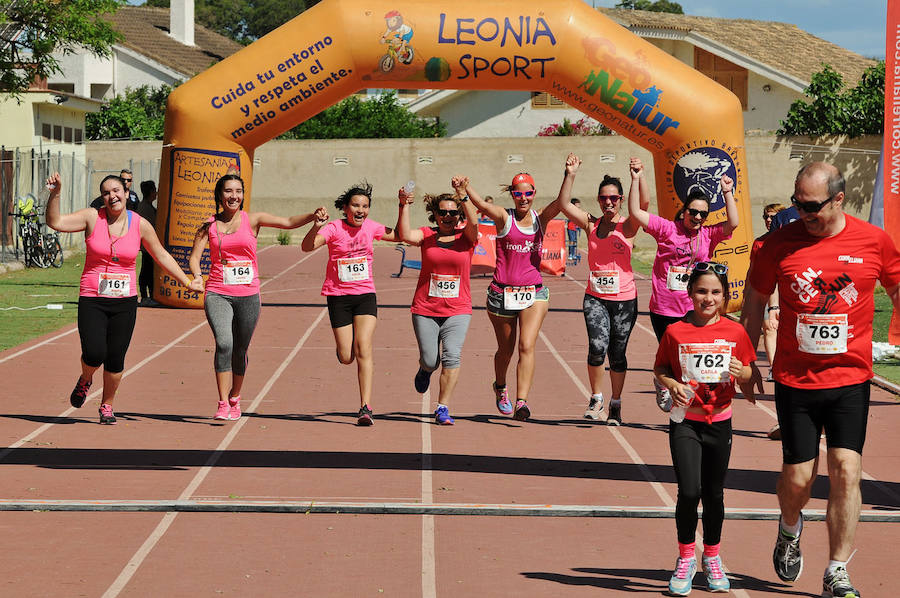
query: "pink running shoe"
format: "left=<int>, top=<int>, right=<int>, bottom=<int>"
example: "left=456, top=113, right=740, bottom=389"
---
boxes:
left=227, top=396, right=241, bottom=420
left=98, top=403, right=117, bottom=425
left=214, top=400, right=229, bottom=420
left=493, top=382, right=513, bottom=415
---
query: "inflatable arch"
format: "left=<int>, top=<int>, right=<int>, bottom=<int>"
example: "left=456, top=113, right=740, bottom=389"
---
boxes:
left=155, top=0, right=753, bottom=308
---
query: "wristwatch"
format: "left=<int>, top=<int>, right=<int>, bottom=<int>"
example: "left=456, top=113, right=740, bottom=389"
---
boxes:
left=459, top=195, right=469, bottom=203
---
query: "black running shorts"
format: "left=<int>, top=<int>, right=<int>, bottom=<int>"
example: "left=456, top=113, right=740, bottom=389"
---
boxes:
left=326, top=293, right=377, bottom=328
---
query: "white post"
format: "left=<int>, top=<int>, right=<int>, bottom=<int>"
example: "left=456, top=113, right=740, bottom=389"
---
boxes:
left=170, top=0, right=195, bottom=47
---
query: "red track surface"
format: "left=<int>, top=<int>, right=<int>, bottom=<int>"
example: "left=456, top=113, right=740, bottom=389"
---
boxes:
left=2, top=245, right=898, bottom=597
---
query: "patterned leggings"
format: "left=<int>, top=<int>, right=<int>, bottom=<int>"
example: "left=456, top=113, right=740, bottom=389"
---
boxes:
left=582, top=295, right=638, bottom=370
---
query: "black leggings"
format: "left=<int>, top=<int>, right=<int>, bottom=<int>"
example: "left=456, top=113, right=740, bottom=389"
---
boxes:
left=138, top=249, right=154, bottom=300
left=582, top=295, right=638, bottom=370
left=669, top=417, right=732, bottom=546
left=650, top=311, right=683, bottom=342
left=77, top=296, right=139, bottom=373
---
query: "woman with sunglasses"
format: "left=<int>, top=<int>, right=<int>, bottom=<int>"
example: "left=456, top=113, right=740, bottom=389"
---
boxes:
left=302, top=182, right=402, bottom=426
left=396, top=177, right=478, bottom=425
left=189, top=173, right=325, bottom=421
left=653, top=261, right=755, bottom=595
left=461, top=170, right=562, bottom=421
left=45, top=172, right=201, bottom=425
left=557, top=154, right=648, bottom=425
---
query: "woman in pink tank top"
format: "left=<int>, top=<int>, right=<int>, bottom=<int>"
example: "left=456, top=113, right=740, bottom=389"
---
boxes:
left=188, top=174, right=325, bottom=422
left=558, top=154, right=649, bottom=426
left=462, top=168, right=565, bottom=422
left=45, top=172, right=199, bottom=425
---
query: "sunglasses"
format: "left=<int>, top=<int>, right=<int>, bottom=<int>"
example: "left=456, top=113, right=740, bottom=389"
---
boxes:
left=693, top=261, right=728, bottom=275
left=686, top=208, right=709, bottom=219
left=510, top=190, right=535, bottom=199
left=791, top=194, right=835, bottom=213
left=437, top=209, right=459, bottom=217
left=121, top=178, right=132, bottom=182
left=598, top=194, right=622, bottom=202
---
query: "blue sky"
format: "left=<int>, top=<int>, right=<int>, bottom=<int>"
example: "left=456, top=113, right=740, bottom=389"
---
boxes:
left=591, top=0, right=887, bottom=59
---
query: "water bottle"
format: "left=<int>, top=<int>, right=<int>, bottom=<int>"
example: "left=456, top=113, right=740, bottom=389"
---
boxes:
left=403, top=180, right=415, bottom=195
left=670, top=380, right=699, bottom=423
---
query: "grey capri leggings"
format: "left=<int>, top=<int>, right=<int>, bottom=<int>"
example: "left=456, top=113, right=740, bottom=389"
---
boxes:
left=204, top=291, right=261, bottom=375
left=411, top=313, right=472, bottom=372
left=582, top=294, right=638, bottom=371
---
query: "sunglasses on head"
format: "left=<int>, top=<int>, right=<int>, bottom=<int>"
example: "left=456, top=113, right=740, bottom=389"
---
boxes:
left=437, top=208, right=459, bottom=217
left=686, top=208, right=709, bottom=219
left=693, top=261, right=728, bottom=275
left=791, top=194, right=835, bottom=213
left=510, top=190, right=535, bottom=199
left=598, top=194, right=622, bottom=202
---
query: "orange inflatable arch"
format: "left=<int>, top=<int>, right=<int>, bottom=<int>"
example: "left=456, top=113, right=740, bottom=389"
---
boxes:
left=155, top=0, right=752, bottom=308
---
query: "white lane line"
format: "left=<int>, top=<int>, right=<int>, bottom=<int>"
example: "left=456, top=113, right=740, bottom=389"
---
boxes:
left=421, top=388, right=436, bottom=598
left=102, top=308, right=328, bottom=598
left=0, top=326, right=77, bottom=364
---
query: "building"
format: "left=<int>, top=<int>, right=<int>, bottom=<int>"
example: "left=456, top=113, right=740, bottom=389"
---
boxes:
left=408, top=8, right=876, bottom=137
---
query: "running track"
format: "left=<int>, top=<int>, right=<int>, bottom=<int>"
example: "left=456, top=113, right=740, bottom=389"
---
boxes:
left=1, top=245, right=899, bottom=597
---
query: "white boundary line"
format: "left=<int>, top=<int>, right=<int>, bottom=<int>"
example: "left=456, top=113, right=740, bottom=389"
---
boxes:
left=0, top=326, right=77, bottom=364
left=420, top=389, right=436, bottom=598
left=102, top=308, right=328, bottom=598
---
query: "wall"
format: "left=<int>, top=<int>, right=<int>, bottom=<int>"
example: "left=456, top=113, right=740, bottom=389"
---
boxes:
left=86, top=135, right=882, bottom=248
left=436, top=90, right=591, bottom=138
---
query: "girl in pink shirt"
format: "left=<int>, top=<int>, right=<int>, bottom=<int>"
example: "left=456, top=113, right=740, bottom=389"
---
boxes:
left=188, top=174, right=324, bottom=421
left=302, top=182, right=401, bottom=426
left=396, top=177, right=478, bottom=425
left=463, top=170, right=564, bottom=421
left=45, top=172, right=199, bottom=425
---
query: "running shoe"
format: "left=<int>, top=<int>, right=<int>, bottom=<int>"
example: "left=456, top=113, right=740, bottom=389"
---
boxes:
left=434, top=405, right=454, bottom=425
left=493, top=382, right=513, bottom=415
left=702, top=555, right=730, bottom=593
left=773, top=514, right=803, bottom=582
left=822, top=566, right=860, bottom=598
left=227, top=396, right=241, bottom=421
left=98, top=403, right=117, bottom=425
left=654, top=378, right=672, bottom=412
left=513, top=399, right=530, bottom=421
left=583, top=394, right=603, bottom=419
left=668, top=556, right=697, bottom=596
left=357, top=404, right=374, bottom=426
left=414, top=368, right=433, bottom=393
left=607, top=401, right=622, bottom=426
left=214, top=400, right=229, bottom=420
left=69, top=377, right=92, bottom=408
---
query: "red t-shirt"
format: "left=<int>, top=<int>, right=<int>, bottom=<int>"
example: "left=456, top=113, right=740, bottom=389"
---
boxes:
left=748, top=215, right=900, bottom=389
left=654, top=316, right=756, bottom=411
left=411, top=227, right=474, bottom=317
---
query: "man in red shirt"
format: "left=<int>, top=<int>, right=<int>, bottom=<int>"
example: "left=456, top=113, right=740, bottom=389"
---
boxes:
left=742, top=162, right=900, bottom=598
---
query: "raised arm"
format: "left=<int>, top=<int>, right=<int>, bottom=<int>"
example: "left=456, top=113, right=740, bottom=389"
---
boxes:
left=139, top=218, right=202, bottom=291
left=720, top=174, right=739, bottom=236
left=44, top=172, right=93, bottom=233
left=625, top=157, right=651, bottom=231
left=395, top=187, right=424, bottom=246
left=555, top=153, right=590, bottom=231
left=301, top=209, right=329, bottom=252
left=453, top=176, right=479, bottom=245
left=187, top=224, right=210, bottom=283
left=464, top=178, right=508, bottom=229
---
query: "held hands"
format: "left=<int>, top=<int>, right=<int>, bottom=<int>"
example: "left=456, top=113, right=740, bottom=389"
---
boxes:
left=46, top=172, right=61, bottom=194
left=720, top=174, right=734, bottom=194
left=451, top=175, right=469, bottom=195
left=398, top=187, right=414, bottom=205
left=564, top=153, right=581, bottom=176
left=313, top=206, right=329, bottom=225
left=188, top=276, right=205, bottom=292
left=629, top=157, right=643, bottom=179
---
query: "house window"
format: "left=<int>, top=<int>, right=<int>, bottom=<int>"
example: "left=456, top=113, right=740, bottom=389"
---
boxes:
left=53, top=125, right=62, bottom=141
left=694, top=47, right=748, bottom=109
left=64, top=127, right=73, bottom=143
left=531, top=92, right=567, bottom=109
left=74, top=129, right=83, bottom=144
left=42, top=123, right=52, bottom=139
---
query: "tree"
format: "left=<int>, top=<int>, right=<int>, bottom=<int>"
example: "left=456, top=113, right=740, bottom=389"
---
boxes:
left=537, top=117, right=612, bottom=136
left=86, top=84, right=172, bottom=140
left=778, top=61, right=884, bottom=138
left=278, top=92, right=446, bottom=139
left=0, top=0, right=123, bottom=98
left=615, top=0, right=684, bottom=14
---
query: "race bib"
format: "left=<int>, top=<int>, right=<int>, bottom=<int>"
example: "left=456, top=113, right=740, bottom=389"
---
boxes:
left=590, top=270, right=620, bottom=295
left=429, top=273, right=460, bottom=298
left=679, top=342, right=731, bottom=384
left=98, top=273, right=129, bottom=297
left=666, top=265, right=690, bottom=291
left=796, top=313, right=848, bottom=354
left=223, top=260, right=254, bottom=285
left=337, top=257, right=370, bottom=282
left=503, top=285, right=536, bottom=310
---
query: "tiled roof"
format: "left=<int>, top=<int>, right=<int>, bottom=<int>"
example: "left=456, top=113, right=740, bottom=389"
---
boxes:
left=105, top=6, right=243, bottom=78
left=598, top=8, right=876, bottom=87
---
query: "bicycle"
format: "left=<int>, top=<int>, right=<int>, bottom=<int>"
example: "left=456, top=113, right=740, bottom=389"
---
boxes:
left=8, top=194, right=63, bottom=268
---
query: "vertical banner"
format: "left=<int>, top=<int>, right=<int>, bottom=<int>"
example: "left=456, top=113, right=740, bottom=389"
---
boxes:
left=885, top=0, right=900, bottom=343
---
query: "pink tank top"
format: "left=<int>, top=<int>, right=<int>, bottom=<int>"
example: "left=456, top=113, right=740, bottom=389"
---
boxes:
left=492, top=209, right=543, bottom=288
left=586, top=220, right=636, bottom=301
left=80, top=209, right=141, bottom=298
left=204, top=211, right=260, bottom=296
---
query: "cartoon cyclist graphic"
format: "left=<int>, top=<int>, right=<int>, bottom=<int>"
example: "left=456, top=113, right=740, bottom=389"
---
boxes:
left=380, top=10, right=414, bottom=72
